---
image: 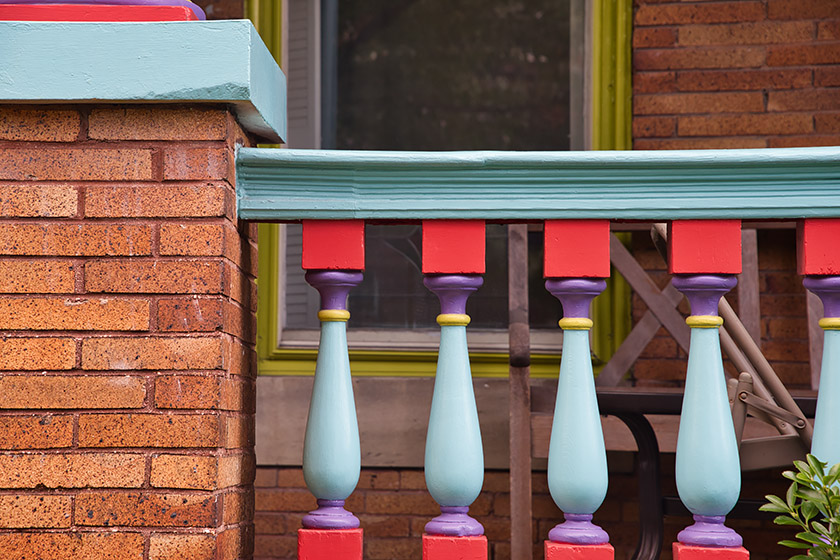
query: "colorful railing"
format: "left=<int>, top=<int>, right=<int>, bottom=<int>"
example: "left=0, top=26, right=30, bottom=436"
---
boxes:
left=236, top=146, right=840, bottom=560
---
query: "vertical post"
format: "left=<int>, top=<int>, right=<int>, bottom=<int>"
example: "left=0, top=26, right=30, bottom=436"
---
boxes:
left=669, top=220, right=748, bottom=560
left=543, top=220, right=614, bottom=560
left=298, top=220, right=365, bottom=560
left=421, top=220, right=488, bottom=560
left=799, top=219, right=840, bottom=467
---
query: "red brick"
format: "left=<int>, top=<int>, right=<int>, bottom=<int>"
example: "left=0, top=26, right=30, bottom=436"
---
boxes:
left=85, top=184, right=227, bottom=218
left=365, top=492, right=440, bottom=516
left=634, top=137, right=767, bottom=150
left=366, top=537, right=420, bottom=560
left=632, top=358, right=686, bottom=381
left=255, top=489, right=316, bottom=512
left=81, top=336, right=222, bottom=370
left=768, top=134, right=840, bottom=147
left=0, top=184, right=77, bottom=217
left=0, top=375, right=145, bottom=409
left=0, top=415, right=74, bottom=450
left=76, top=491, right=216, bottom=527
left=768, top=0, right=840, bottom=20
left=157, top=297, right=223, bottom=332
left=78, top=413, right=220, bottom=447
left=634, top=48, right=765, bottom=71
left=254, top=467, right=278, bottom=488
left=218, top=526, right=249, bottom=560
left=678, top=22, right=813, bottom=46
left=816, top=66, right=840, bottom=87
left=276, top=468, right=306, bottom=488
left=160, top=223, right=225, bottom=256
left=818, top=21, right=840, bottom=41
left=0, top=495, right=72, bottom=528
left=85, top=260, right=223, bottom=294
left=633, top=116, right=676, bottom=138
left=0, top=148, right=152, bottom=181
left=634, top=72, right=678, bottom=94
left=0, top=453, right=145, bottom=488
left=223, top=300, right=252, bottom=342
left=0, top=297, right=149, bottom=330
left=677, top=114, right=813, bottom=136
left=254, top=511, right=285, bottom=533
left=221, top=488, right=254, bottom=524
left=0, top=260, right=74, bottom=293
left=0, top=533, right=143, bottom=560
left=155, top=374, right=221, bottom=409
left=223, top=262, right=250, bottom=306
left=357, top=514, right=410, bottom=537
left=769, top=89, right=840, bottom=112
left=254, top=535, right=297, bottom=558
left=0, top=107, right=80, bottom=142
left=675, top=69, right=813, bottom=92
left=816, top=113, right=840, bottom=133
left=222, top=414, right=254, bottom=449
left=164, top=147, right=228, bottom=180
left=0, top=337, right=75, bottom=370
left=767, top=43, right=840, bottom=66
left=357, top=470, right=401, bottom=490
left=636, top=3, right=765, bottom=25
left=89, top=106, right=227, bottom=140
left=766, top=317, right=808, bottom=339
left=149, top=533, right=215, bottom=560
left=220, top=378, right=251, bottom=412
left=634, top=92, right=764, bottom=115
left=634, top=27, right=676, bottom=48
left=151, top=454, right=219, bottom=490
left=0, top=224, right=151, bottom=257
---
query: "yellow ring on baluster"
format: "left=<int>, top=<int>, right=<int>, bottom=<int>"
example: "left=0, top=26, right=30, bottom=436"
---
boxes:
left=819, top=318, right=840, bottom=330
left=558, top=318, right=593, bottom=330
left=437, top=313, right=470, bottom=326
left=318, top=309, right=350, bottom=322
left=686, top=315, right=723, bottom=328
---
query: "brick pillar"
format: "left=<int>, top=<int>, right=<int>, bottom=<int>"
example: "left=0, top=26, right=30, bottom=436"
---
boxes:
left=0, top=104, right=258, bottom=559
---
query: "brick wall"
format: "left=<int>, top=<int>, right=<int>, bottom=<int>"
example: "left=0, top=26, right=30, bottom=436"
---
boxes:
left=0, top=104, right=258, bottom=559
left=633, top=0, right=840, bottom=149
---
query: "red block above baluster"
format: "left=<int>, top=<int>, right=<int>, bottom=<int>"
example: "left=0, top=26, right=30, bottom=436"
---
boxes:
left=543, top=220, right=610, bottom=278
left=302, top=220, right=366, bottom=270
left=798, top=218, right=840, bottom=275
left=668, top=220, right=742, bottom=274
left=422, top=220, right=486, bottom=274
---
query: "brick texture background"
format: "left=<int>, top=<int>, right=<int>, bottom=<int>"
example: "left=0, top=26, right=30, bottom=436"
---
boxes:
left=0, top=104, right=258, bottom=559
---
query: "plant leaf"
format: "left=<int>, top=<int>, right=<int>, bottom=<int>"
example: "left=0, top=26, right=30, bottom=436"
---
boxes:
left=802, top=500, right=819, bottom=522
left=788, top=482, right=800, bottom=508
left=796, top=531, right=826, bottom=545
left=807, top=454, right=827, bottom=477
left=774, top=515, right=802, bottom=526
left=765, top=495, right=793, bottom=513
left=778, top=540, right=812, bottom=549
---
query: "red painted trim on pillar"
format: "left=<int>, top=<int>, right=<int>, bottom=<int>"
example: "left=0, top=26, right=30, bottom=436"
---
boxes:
left=798, top=218, right=840, bottom=275
left=543, top=220, right=611, bottom=278
left=302, top=220, right=365, bottom=270
left=422, top=534, right=488, bottom=560
left=668, top=220, right=742, bottom=275
left=0, top=5, right=198, bottom=21
left=673, top=543, right=749, bottom=560
left=298, top=528, right=363, bottom=560
left=545, top=542, right=615, bottom=560
left=422, top=220, right=486, bottom=274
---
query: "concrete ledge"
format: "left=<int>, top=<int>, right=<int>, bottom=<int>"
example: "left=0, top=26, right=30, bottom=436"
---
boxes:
left=0, top=20, right=285, bottom=143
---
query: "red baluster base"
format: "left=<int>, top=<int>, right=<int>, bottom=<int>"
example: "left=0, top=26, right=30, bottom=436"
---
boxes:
left=422, top=534, right=488, bottom=560
left=673, top=543, right=750, bottom=560
left=545, top=541, right=614, bottom=560
left=298, top=528, right=363, bottom=560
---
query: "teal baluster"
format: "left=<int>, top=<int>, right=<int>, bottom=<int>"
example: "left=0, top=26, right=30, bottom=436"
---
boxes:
left=301, top=270, right=363, bottom=529
left=545, top=278, right=610, bottom=544
left=672, top=274, right=742, bottom=547
left=803, top=276, right=840, bottom=467
left=423, top=274, right=485, bottom=536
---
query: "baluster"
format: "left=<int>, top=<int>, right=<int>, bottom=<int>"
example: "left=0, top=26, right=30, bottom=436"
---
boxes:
left=421, top=220, right=488, bottom=560
left=542, top=220, right=614, bottom=560
left=799, top=218, right=840, bottom=467
left=669, top=220, right=747, bottom=560
left=298, top=220, right=365, bottom=560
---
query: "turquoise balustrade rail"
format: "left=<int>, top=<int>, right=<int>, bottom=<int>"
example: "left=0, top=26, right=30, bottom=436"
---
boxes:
left=236, top=145, right=840, bottom=549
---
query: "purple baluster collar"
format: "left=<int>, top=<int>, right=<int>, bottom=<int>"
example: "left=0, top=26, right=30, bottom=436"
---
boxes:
left=423, top=274, right=483, bottom=314
left=545, top=278, right=607, bottom=319
left=672, top=274, right=737, bottom=316
left=804, top=275, right=840, bottom=319
left=305, top=270, right=364, bottom=311
left=548, top=513, right=609, bottom=545
left=679, top=515, right=743, bottom=547
left=302, top=499, right=360, bottom=530
left=424, top=506, right=484, bottom=537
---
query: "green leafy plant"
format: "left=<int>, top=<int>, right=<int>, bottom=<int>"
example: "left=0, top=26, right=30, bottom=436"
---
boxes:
left=760, top=454, right=840, bottom=560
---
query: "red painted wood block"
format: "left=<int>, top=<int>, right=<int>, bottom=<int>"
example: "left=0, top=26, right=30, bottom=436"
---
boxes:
left=0, top=5, right=198, bottom=21
left=668, top=220, right=741, bottom=274
left=544, top=220, right=610, bottom=278
left=673, top=543, right=749, bottom=560
left=298, top=528, right=363, bottom=560
left=422, top=534, right=488, bottom=560
left=545, top=541, right=615, bottom=560
left=302, top=220, right=365, bottom=270
left=798, top=218, right=840, bottom=275
left=422, top=220, right=485, bottom=274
